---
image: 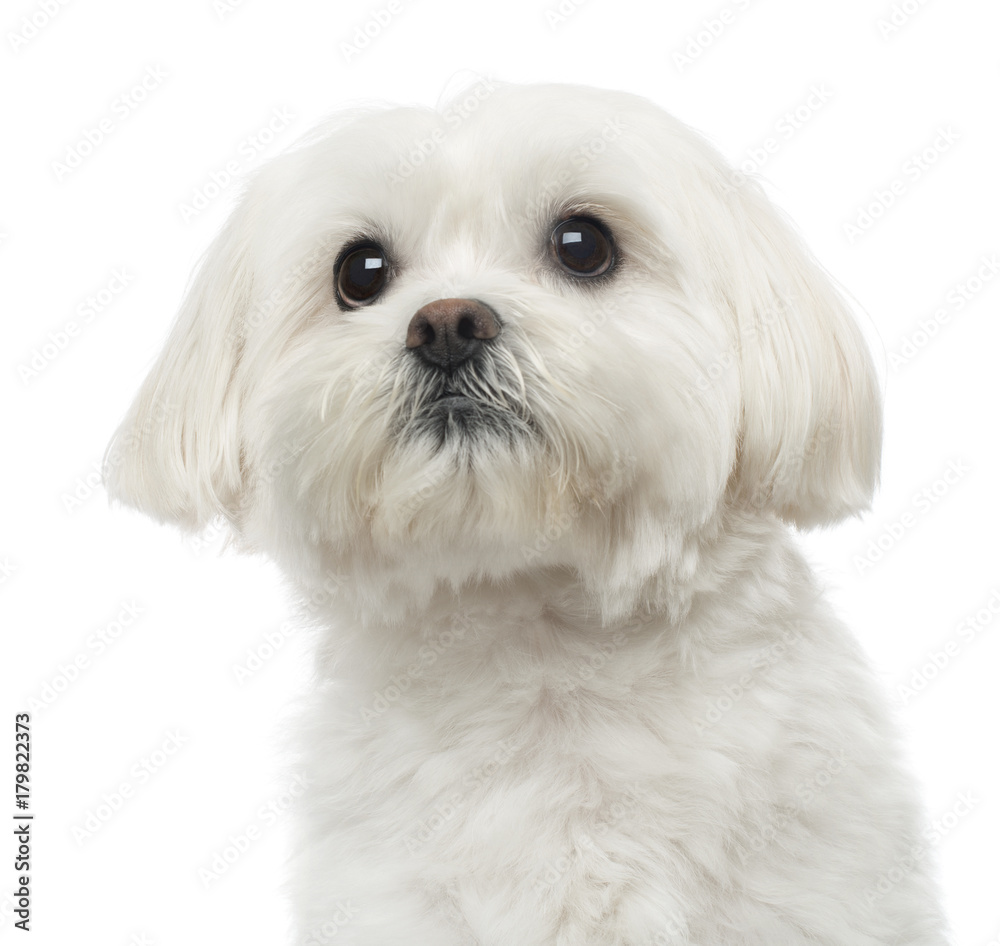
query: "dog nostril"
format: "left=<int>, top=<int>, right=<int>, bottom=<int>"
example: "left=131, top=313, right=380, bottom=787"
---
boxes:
left=406, top=299, right=500, bottom=369
left=406, top=316, right=436, bottom=350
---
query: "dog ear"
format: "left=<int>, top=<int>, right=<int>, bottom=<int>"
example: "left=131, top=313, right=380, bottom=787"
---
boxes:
left=104, top=207, right=253, bottom=530
left=715, top=178, right=882, bottom=528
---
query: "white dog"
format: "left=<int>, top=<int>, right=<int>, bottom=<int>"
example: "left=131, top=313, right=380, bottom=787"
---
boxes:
left=105, top=83, right=947, bottom=944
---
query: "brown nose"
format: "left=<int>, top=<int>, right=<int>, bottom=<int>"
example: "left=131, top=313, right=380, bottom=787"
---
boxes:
left=406, top=298, right=499, bottom=369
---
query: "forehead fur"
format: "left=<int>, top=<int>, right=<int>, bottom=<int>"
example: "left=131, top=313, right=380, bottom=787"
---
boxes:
left=245, top=83, right=713, bottom=290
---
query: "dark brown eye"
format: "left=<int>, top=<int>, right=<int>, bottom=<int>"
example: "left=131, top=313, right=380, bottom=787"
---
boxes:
left=335, top=243, right=390, bottom=307
left=551, top=217, right=614, bottom=277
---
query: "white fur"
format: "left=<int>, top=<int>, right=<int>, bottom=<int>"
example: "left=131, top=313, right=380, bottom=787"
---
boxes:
left=105, top=83, right=946, bottom=944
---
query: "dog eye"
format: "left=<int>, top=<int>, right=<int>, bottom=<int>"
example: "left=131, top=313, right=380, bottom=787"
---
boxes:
left=551, top=217, right=614, bottom=277
left=335, top=243, right=390, bottom=307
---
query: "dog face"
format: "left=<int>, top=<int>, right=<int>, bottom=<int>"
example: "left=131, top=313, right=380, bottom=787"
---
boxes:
left=106, top=83, right=881, bottom=616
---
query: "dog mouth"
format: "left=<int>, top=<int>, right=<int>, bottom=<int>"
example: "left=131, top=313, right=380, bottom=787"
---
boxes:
left=417, top=388, right=501, bottom=428
left=431, top=391, right=477, bottom=408
left=387, top=349, right=538, bottom=449
left=397, top=382, right=535, bottom=447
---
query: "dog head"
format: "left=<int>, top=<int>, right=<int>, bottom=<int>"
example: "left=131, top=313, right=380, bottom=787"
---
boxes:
left=105, top=82, right=881, bottom=616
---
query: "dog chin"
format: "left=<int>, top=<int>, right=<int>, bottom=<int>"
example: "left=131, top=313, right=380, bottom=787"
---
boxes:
left=260, top=422, right=595, bottom=598
left=269, top=415, right=700, bottom=627
left=372, top=432, right=554, bottom=545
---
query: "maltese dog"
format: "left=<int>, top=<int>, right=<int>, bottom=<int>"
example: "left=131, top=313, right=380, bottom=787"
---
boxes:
left=106, top=83, right=947, bottom=944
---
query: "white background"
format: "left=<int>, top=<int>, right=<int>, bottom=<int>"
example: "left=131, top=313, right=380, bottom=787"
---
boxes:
left=2, top=0, right=998, bottom=943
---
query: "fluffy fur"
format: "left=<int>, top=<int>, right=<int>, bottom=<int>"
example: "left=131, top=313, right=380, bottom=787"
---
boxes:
left=105, top=83, right=946, bottom=944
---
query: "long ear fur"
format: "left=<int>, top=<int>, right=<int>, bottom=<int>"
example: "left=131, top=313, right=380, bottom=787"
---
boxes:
left=716, top=178, right=882, bottom=528
left=103, top=207, right=253, bottom=530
